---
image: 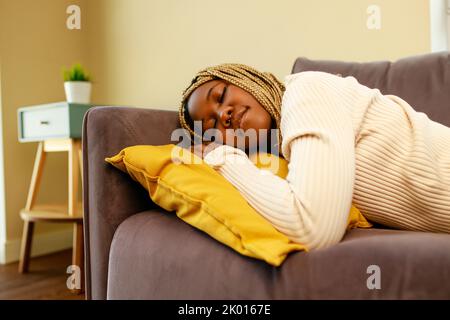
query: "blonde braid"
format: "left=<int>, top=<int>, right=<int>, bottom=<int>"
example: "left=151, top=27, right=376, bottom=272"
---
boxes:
left=179, top=63, right=285, bottom=155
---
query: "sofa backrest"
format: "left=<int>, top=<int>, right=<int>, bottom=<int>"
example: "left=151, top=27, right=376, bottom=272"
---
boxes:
left=291, top=51, right=450, bottom=127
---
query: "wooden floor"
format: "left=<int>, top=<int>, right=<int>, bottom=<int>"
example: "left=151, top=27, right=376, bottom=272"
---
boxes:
left=0, top=250, right=85, bottom=300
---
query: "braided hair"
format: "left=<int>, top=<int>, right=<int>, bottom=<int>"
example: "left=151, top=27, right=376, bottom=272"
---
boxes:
left=178, top=63, right=285, bottom=155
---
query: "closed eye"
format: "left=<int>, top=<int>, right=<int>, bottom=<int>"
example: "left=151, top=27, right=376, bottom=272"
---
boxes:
left=219, top=85, right=228, bottom=104
left=210, top=85, right=228, bottom=129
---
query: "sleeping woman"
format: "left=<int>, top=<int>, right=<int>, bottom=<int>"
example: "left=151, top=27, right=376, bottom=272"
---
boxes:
left=178, top=63, right=450, bottom=250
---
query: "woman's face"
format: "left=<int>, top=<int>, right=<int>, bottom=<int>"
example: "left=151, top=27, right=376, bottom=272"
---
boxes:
left=186, top=79, right=273, bottom=151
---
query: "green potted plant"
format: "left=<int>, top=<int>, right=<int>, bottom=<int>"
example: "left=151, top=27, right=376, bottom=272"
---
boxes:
left=62, top=63, right=92, bottom=103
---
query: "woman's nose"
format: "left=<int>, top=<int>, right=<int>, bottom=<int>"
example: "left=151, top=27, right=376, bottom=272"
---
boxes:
left=217, top=106, right=233, bottom=128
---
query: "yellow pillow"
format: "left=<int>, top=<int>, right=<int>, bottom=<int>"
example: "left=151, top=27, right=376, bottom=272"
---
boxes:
left=249, top=152, right=373, bottom=231
left=106, top=144, right=306, bottom=267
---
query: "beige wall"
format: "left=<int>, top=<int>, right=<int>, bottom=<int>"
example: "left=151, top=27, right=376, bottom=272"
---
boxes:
left=85, top=0, right=430, bottom=109
left=0, top=0, right=431, bottom=262
left=0, top=0, right=88, bottom=261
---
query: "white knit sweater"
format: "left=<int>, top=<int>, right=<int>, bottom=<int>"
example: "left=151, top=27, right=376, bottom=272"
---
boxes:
left=203, top=71, right=450, bottom=250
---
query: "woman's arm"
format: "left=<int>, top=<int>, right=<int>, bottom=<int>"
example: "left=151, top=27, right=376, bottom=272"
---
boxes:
left=204, top=72, right=356, bottom=250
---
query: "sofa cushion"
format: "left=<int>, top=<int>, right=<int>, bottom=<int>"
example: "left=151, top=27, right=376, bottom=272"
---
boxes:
left=105, top=145, right=372, bottom=267
left=108, top=209, right=450, bottom=299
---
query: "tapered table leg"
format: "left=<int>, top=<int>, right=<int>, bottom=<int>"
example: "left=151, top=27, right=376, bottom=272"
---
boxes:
left=19, top=142, right=46, bottom=273
left=70, top=221, right=84, bottom=294
left=18, top=220, right=35, bottom=273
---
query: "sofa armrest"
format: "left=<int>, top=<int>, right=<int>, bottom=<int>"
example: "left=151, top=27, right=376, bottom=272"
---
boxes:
left=82, top=106, right=180, bottom=300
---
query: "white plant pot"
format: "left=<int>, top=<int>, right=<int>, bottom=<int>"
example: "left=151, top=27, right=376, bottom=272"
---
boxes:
left=64, top=81, right=92, bottom=104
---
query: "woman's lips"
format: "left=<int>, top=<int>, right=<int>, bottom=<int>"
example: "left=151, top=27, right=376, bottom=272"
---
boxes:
left=232, top=106, right=249, bottom=130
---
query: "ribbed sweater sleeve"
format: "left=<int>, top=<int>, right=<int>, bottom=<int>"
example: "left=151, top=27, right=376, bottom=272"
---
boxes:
left=204, top=72, right=356, bottom=250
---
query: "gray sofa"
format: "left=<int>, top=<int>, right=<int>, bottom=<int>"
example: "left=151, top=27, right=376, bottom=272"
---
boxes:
left=83, top=51, right=450, bottom=299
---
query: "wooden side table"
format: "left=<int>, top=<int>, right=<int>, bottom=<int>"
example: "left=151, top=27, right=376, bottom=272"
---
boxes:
left=17, top=102, right=92, bottom=293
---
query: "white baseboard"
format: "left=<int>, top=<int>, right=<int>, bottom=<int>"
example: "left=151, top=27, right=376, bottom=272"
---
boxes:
left=0, top=228, right=73, bottom=264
